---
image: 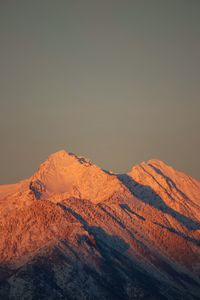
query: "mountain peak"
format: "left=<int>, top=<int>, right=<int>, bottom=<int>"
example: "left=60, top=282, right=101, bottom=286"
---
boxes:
left=128, top=159, right=169, bottom=174
left=146, top=158, right=168, bottom=166
left=46, top=149, right=92, bottom=167
left=49, top=149, right=68, bottom=159
left=30, top=150, right=128, bottom=203
left=146, top=159, right=175, bottom=172
left=45, top=149, right=76, bottom=164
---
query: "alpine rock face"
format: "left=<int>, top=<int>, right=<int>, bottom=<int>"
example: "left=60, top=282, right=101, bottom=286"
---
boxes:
left=0, top=150, right=200, bottom=300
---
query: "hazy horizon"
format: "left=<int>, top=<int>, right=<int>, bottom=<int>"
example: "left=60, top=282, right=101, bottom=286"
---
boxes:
left=1, top=1, right=200, bottom=184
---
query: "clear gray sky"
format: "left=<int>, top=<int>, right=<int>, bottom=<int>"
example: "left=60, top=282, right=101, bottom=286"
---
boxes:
left=0, top=0, right=200, bottom=183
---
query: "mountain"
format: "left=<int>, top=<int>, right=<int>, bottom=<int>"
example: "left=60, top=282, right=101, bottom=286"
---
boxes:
left=0, top=150, right=200, bottom=300
left=30, top=150, right=130, bottom=202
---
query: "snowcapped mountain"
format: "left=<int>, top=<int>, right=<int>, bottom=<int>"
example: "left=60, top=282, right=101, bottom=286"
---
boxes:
left=0, top=150, right=200, bottom=299
left=30, top=150, right=130, bottom=202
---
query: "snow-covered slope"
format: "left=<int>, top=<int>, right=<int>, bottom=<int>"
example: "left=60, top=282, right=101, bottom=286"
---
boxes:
left=127, top=159, right=200, bottom=229
left=0, top=151, right=200, bottom=299
left=30, top=150, right=130, bottom=203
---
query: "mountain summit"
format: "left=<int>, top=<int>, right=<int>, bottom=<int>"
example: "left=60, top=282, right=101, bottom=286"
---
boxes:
left=0, top=150, right=200, bottom=299
left=30, top=150, right=130, bottom=202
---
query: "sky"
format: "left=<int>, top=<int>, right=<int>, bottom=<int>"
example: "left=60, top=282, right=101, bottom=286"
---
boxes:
left=0, top=0, right=200, bottom=183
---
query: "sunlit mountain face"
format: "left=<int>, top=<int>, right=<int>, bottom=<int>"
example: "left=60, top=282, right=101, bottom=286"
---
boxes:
left=0, top=150, right=200, bottom=300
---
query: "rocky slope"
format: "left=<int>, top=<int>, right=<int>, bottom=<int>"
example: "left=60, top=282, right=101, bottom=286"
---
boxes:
left=0, top=150, right=200, bottom=299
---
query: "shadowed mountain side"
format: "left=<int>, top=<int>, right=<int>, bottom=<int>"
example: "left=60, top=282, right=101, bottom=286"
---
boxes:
left=1, top=198, right=200, bottom=299
left=57, top=203, right=129, bottom=254
left=153, top=222, right=200, bottom=246
left=0, top=202, right=166, bottom=299
left=118, top=174, right=200, bottom=231
left=119, top=203, right=146, bottom=221
left=0, top=240, right=179, bottom=300
left=1, top=200, right=199, bottom=300
left=148, top=164, right=190, bottom=201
